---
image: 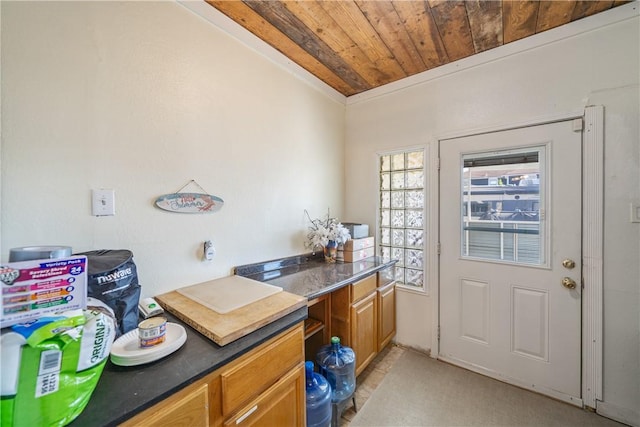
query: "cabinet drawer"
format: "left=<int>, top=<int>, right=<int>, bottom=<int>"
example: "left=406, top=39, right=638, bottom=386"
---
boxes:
left=221, top=325, right=303, bottom=416
left=351, top=274, right=376, bottom=303
left=224, top=363, right=305, bottom=427
left=121, top=382, right=209, bottom=427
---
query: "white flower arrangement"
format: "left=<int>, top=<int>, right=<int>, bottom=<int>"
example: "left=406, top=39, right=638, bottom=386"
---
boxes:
left=305, top=209, right=351, bottom=250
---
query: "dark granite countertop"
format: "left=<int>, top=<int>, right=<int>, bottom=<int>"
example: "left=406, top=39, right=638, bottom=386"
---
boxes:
left=70, top=254, right=394, bottom=426
left=70, top=307, right=307, bottom=427
left=237, top=254, right=397, bottom=299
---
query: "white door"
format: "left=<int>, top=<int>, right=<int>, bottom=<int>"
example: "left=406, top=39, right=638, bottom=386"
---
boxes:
left=439, top=120, right=583, bottom=406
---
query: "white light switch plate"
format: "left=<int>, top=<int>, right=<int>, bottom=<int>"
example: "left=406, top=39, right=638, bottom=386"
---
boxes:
left=92, top=189, right=115, bottom=216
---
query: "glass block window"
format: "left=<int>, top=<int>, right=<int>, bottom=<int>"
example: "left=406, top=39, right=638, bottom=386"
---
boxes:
left=379, top=150, right=426, bottom=291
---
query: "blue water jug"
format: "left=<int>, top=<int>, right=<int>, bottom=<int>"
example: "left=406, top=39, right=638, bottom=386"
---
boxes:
left=316, top=336, right=356, bottom=403
left=305, top=361, right=332, bottom=427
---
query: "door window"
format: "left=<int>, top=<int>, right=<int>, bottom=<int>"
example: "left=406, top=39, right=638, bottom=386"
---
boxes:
left=461, top=148, right=545, bottom=265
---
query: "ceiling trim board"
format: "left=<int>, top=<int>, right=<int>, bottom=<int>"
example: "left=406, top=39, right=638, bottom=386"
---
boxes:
left=178, top=0, right=347, bottom=105
left=346, top=2, right=639, bottom=105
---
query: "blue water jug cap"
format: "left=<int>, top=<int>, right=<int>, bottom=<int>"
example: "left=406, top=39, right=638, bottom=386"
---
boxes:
left=331, top=336, right=340, bottom=344
left=305, top=361, right=314, bottom=370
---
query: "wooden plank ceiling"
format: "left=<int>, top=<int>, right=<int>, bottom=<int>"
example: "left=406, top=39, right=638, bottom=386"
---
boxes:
left=206, top=0, right=628, bottom=96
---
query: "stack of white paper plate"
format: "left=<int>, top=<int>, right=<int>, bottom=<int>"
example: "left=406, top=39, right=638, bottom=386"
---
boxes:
left=110, top=322, right=187, bottom=366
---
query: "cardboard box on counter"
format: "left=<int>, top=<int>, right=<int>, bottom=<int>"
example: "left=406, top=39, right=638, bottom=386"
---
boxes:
left=339, top=246, right=375, bottom=263
left=339, top=236, right=375, bottom=252
left=342, top=223, right=369, bottom=239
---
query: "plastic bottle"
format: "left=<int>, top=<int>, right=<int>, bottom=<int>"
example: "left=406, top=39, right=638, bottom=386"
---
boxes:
left=305, top=361, right=332, bottom=427
left=316, top=336, right=356, bottom=403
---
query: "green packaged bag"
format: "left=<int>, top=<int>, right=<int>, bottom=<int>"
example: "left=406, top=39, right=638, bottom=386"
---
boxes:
left=1, top=304, right=116, bottom=427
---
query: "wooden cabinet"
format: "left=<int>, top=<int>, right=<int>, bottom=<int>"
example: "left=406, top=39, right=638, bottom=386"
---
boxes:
left=224, top=364, right=304, bottom=426
left=351, top=273, right=377, bottom=303
left=377, top=267, right=397, bottom=353
left=377, top=281, right=396, bottom=352
left=328, top=274, right=379, bottom=376
left=351, top=291, right=377, bottom=376
left=122, top=323, right=305, bottom=427
left=122, top=382, right=210, bottom=427
left=313, top=271, right=397, bottom=377
left=220, top=324, right=303, bottom=415
left=298, top=266, right=397, bottom=380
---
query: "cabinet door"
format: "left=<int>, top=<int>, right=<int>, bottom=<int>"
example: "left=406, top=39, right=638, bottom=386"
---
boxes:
left=224, top=363, right=305, bottom=427
left=377, top=282, right=396, bottom=352
left=351, top=292, right=377, bottom=376
left=122, top=382, right=209, bottom=427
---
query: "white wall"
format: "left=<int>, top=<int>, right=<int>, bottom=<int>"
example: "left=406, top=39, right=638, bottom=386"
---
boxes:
left=345, top=8, right=639, bottom=426
left=2, top=1, right=638, bottom=424
left=593, top=86, right=640, bottom=424
left=0, top=1, right=345, bottom=297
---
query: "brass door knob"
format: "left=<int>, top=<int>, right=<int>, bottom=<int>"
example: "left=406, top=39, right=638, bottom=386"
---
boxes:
left=562, top=277, right=577, bottom=289
left=562, top=259, right=576, bottom=269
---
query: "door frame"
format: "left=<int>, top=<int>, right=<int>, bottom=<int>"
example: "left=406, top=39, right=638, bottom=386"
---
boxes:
left=430, top=107, right=604, bottom=409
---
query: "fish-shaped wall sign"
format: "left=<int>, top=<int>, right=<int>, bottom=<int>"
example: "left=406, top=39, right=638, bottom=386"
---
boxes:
left=155, top=193, right=224, bottom=214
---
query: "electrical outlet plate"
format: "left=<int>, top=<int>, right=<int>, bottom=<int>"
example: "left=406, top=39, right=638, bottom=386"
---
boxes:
left=204, top=240, right=215, bottom=261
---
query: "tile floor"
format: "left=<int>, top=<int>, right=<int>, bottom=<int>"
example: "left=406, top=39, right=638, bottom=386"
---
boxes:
left=339, top=344, right=407, bottom=426
left=337, top=343, right=629, bottom=427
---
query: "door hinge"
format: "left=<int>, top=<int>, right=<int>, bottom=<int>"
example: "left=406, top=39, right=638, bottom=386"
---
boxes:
left=436, top=242, right=441, bottom=255
left=437, top=157, right=441, bottom=170
left=437, top=325, right=441, bottom=340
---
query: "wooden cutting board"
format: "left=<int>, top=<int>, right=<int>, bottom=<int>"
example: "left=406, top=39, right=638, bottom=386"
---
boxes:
left=155, top=276, right=307, bottom=346
left=176, top=275, right=283, bottom=314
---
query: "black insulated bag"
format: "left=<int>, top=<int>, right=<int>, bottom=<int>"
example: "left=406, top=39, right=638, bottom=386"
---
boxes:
left=75, top=249, right=141, bottom=336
